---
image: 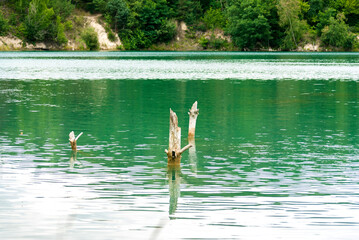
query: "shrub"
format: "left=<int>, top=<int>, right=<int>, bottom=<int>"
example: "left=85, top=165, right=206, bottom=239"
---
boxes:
left=24, top=0, right=56, bottom=42
left=55, top=16, right=68, bottom=45
left=0, top=11, right=9, bottom=36
left=64, top=20, right=73, bottom=31
left=108, top=30, right=116, bottom=42
left=209, top=36, right=228, bottom=50
left=202, top=7, right=226, bottom=30
left=81, top=27, right=99, bottom=50
left=198, top=36, right=209, bottom=49
left=320, top=14, right=356, bottom=50
left=178, top=0, right=202, bottom=25
left=157, top=20, right=176, bottom=43
left=48, top=0, right=75, bottom=19
left=106, top=0, right=130, bottom=31
left=227, top=0, right=271, bottom=50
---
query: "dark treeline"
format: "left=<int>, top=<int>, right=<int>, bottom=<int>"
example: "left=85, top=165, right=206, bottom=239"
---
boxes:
left=0, top=0, right=358, bottom=50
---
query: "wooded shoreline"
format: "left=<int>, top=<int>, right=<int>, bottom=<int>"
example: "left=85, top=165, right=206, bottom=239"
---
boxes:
left=1, top=0, right=358, bottom=52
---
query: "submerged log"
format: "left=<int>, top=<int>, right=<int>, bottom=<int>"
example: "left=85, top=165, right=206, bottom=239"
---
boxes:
left=165, top=109, right=192, bottom=164
left=188, top=101, right=199, bottom=140
left=69, top=131, right=83, bottom=151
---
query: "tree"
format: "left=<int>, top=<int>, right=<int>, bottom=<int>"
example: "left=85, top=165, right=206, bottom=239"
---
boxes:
left=316, top=8, right=336, bottom=35
left=106, top=0, right=130, bottom=31
left=321, top=13, right=356, bottom=49
left=340, top=0, right=359, bottom=26
left=118, top=0, right=176, bottom=49
left=48, top=0, right=75, bottom=19
left=81, top=27, right=99, bottom=50
left=227, top=0, right=271, bottom=50
left=277, top=0, right=308, bottom=50
left=178, top=0, right=202, bottom=25
left=24, top=0, right=56, bottom=42
left=0, top=11, right=9, bottom=36
left=202, top=7, right=226, bottom=30
left=305, top=0, right=325, bottom=25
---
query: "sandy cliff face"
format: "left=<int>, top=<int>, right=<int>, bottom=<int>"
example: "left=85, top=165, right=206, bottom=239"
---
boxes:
left=84, top=15, right=122, bottom=50
left=0, top=36, right=23, bottom=50
left=0, top=14, right=122, bottom=51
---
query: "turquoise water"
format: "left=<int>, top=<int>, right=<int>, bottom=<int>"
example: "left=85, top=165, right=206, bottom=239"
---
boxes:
left=1, top=52, right=359, bottom=239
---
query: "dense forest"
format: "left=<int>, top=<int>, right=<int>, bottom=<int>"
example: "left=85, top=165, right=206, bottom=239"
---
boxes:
left=0, top=0, right=358, bottom=50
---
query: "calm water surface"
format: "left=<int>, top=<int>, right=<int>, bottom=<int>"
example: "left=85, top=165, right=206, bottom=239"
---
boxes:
left=1, top=51, right=359, bottom=239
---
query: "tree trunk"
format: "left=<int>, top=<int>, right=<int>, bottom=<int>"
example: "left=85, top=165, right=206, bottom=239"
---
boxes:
left=188, top=101, right=199, bottom=141
left=165, top=109, right=191, bottom=164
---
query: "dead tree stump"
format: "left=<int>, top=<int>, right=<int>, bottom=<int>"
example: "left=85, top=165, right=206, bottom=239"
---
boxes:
left=165, top=109, right=192, bottom=164
left=69, top=131, right=83, bottom=151
left=188, top=101, right=199, bottom=141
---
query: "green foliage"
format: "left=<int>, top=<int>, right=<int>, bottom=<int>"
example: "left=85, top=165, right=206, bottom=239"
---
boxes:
left=48, top=0, right=74, bottom=19
left=1, top=0, right=359, bottom=50
left=341, top=0, right=359, bottom=15
left=198, top=35, right=209, bottom=48
left=81, top=27, right=99, bottom=50
left=277, top=0, right=309, bottom=50
left=320, top=13, right=357, bottom=50
left=157, top=19, right=176, bottom=42
left=105, top=24, right=117, bottom=42
left=209, top=35, right=228, bottom=49
left=0, top=11, right=9, bottom=36
left=24, top=0, right=56, bottom=42
left=119, top=28, right=147, bottom=50
left=316, top=8, right=337, bottom=35
left=108, top=31, right=116, bottom=42
left=202, top=7, right=226, bottom=30
left=198, top=34, right=228, bottom=50
left=55, top=16, right=67, bottom=45
left=93, top=0, right=107, bottom=12
left=227, top=0, right=271, bottom=50
left=106, top=0, right=130, bottom=30
left=305, top=0, right=325, bottom=25
left=178, top=0, right=202, bottom=25
left=64, top=20, right=73, bottom=31
left=118, top=0, right=176, bottom=49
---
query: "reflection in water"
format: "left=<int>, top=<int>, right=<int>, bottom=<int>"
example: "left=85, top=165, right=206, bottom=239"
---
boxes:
left=70, top=151, right=77, bottom=168
left=69, top=151, right=83, bottom=168
left=1, top=52, right=359, bottom=239
left=188, top=139, right=197, bottom=173
left=167, top=165, right=181, bottom=217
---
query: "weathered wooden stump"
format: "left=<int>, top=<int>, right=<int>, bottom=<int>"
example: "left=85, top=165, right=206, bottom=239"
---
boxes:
left=188, top=101, right=199, bottom=172
left=165, top=109, right=192, bottom=164
left=69, top=131, right=83, bottom=151
left=188, top=101, right=199, bottom=141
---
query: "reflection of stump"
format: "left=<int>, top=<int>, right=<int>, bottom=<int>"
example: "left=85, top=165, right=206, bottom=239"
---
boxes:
left=167, top=165, right=181, bottom=216
left=69, top=131, right=83, bottom=151
left=189, top=139, right=197, bottom=173
left=165, top=109, right=191, bottom=164
left=70, top=151, right=77, bottom=168
left=188, top=101, right=199, bottom=142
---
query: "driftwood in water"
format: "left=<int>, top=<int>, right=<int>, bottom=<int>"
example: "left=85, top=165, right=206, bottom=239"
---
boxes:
left=188, top=101, right=199, bottom=141
left=69, top=131, right=83, bottom=151
left=165, top=109, right=192, bottom=164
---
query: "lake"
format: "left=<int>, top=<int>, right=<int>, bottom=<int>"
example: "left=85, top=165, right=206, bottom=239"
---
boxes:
left=1, top=51, right=359, bottom=239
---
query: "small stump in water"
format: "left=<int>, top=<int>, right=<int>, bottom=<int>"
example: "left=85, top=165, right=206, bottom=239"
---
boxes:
left=165, top=109, right=192, bottom=164
left=188, top=101, right=199, bottom=142
left=69, top=131, right=83, bottom=151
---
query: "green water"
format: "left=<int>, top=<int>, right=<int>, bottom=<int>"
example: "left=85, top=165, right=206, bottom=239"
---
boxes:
left=1, top=52, right=359, bottom=239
